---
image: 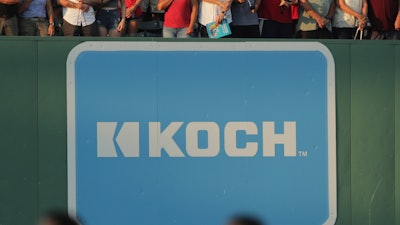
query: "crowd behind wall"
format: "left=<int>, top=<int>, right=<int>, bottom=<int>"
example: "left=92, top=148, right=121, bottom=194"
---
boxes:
left=0, top=0, right=399, bottom=39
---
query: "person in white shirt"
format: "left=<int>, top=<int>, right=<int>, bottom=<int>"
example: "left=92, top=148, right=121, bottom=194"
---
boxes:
left=58, top=0, right=97, bottom=36
left=198, top=0, right=232, bottom=37
left=332, top=0, right=368, bottom=39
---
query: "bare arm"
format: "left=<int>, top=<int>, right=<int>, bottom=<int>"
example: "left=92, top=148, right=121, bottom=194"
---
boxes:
left=119, top=0, right=125, bottom=18
left=300, top=0, right=324, bottom=20
left=58, top=0, right=83, bottom=9
left=157, top=0, right=173, bottom=10
left=253, top=0, right=261, bottom=12
left=361, top=0, right=367, bottom=16
left=116, top=0, right=126, bottom=31
left=132, top=0, right=142, bottom=10
left=395, top=0, right=400, bottom=30
left=45, top=0, right=55, bottom=35
left=336, top=0, right=365, bottom=20
left=18, top=0, right=31, bottom=14
left=0, top=0, right=20, bottom=4
left=188, top=0, right=198, bottom=29
left=126, top=0, right=142, bottom=17
left=300, top=0, right=331, bottom=28
left=46, top=0, right=54, bottom=24
left=202, top=0, right=225, bottom=8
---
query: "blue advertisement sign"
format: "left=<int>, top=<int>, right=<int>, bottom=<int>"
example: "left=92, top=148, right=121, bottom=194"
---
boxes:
left=67, top=42, right=336, bottom=225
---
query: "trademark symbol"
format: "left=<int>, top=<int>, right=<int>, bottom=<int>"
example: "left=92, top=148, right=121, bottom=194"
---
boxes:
left=298, top=151, right=308, bottom=157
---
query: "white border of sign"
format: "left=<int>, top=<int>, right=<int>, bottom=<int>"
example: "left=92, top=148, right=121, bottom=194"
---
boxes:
left=66, top=41, right=337, bottom=225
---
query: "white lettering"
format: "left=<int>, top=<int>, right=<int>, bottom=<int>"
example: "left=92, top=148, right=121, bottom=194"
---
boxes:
left=262, top=122, right=297, bottom=157
left=224, top=122, right=258, bottom=157
left=149, top=122, right=185, bottom=157
left=186, top=122, right=220, bottom=157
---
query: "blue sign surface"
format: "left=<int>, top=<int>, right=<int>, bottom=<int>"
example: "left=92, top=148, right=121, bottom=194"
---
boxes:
left=67, top=42, right=336, bottom=225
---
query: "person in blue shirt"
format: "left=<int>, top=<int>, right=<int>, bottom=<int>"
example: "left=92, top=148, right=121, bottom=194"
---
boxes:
left=18, top=0, right=55, bottom=36
left=230, top=0, right=260, bottom=38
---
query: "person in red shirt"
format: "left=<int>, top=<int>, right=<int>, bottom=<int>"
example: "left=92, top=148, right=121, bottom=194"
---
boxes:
left=291, top=1, right=298, bottom=35
left=258, top=0, right=293, bottom=38
left=158, top=0, right=198, bottom=38
left=368, top=0, right=400, bottom=40
left=125, top=0, right=143, bottom=36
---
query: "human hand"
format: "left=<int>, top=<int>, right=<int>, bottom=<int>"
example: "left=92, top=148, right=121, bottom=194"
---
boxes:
left=79, top=2, right=90, bottom=12
left=48, top=24, right=55, bottom=36
left=117, top=19, right=126, bottom=32
left=220, top=1, right=230, bottom=12
left=279, top=0, right=290, bottom=8
left=316, top=16, right=329, bottom=29
left=126, top=6, right=135, bottom=18
left=395, top=15, right=400, bottom=30
left=251, top=5, right=258, bottom=13
left=186, top=26, right=194, bottom=35
left=215, top=12, right=224, bottom=25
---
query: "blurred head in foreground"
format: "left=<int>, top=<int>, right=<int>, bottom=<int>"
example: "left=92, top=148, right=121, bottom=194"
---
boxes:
left=227, top=215, right=264, bottom=225
left=39, top=211, right=80, bottom=225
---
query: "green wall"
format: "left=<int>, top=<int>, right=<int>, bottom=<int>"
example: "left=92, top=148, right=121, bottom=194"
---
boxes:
left=0, top=38, right=399, bottom=225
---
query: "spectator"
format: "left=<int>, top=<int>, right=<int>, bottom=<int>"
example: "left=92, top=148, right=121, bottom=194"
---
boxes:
left=97, top=0, right=126, bottom=36
left=297, top=0, right=336, bottom=38
left=198, top=0, right=232, bottom=37
left=125, top=0, right=142, bottom=36
left=230, top=0, right=260, bottom=38
left=157, top=0, right=198, bottom=38
left=18, top=0, right=55, bottom=36
left=291, top=0, right=298, bottom=36
left=332, top=0, right=367, bottom=39
left=258, top=0, right=293, bottom=38
left=58, top=0, right=97, bottom=36
left=39, top=211, right=80, bottom=225
left=0, top=0, right=19, bottom=35
left=368, top=0, right=400, bottom=40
